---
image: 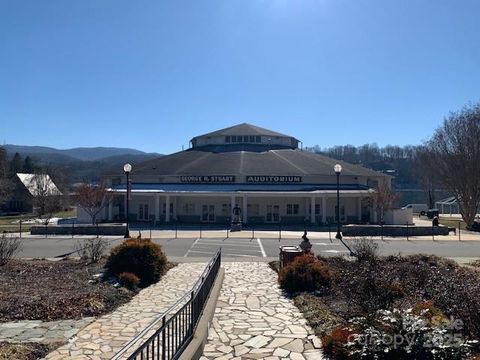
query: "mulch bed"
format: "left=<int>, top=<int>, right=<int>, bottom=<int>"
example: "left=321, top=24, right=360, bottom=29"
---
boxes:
left=0, top=259, right=135, bottom=322
left=0, top=342, right=55, bottom=360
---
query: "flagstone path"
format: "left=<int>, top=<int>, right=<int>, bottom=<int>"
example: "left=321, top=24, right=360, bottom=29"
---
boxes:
left=201, top=262, right=324, bottom=360
left=45, top=262, right=207, bottom=360
left=0, top=318, right=94, bottom=344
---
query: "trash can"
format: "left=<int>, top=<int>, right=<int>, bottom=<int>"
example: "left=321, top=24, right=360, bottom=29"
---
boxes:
left=279, top=246, right=303, bottom=269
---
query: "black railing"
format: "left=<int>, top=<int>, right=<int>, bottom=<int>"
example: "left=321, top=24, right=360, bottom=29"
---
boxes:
left=112, top=248, right=221, bottom=360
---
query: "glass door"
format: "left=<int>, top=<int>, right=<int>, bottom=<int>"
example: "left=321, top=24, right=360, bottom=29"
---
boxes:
left=201, top=205, right=215, bottom=222
left=266, top=205, right=280, bottom=223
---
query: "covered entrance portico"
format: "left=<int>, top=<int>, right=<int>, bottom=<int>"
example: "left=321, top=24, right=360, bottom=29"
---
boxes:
left=105, top=187, right=375, bottom=226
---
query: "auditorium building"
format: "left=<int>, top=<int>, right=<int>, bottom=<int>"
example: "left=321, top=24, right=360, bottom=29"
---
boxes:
left=100, top=124, right=388, bottom=226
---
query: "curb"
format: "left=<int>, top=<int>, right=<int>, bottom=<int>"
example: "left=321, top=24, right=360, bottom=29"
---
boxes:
left=179, top=267, right=225, bottom=360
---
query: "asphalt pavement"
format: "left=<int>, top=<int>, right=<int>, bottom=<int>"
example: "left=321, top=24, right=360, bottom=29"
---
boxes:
left=12, top=231, right=480, bottom=264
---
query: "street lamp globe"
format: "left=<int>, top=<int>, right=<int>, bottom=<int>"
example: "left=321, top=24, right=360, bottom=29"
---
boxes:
left=334, top=164, right=342, bottom=174
left=123, top=163, right=132, bottom=174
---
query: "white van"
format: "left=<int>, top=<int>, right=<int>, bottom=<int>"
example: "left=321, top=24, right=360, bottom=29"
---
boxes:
left=402, top=204, right=429, bottom=214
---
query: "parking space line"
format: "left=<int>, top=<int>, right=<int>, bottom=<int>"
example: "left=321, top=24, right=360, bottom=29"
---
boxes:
left=192, top=244, right=261, bottom=254
left=187, top=250, right=217, bottom=256
left=257, top=238, right=266, bottom=258
left=184, top=238, right=200, bottom=257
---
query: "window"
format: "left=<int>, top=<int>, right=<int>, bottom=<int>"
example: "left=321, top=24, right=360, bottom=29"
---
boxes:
left=243, top=136, right=249, bottom=142
left=183, top=203, right=195, bottom=214
left=249, top=136, right=255, bottom=142
left=225, top=136, right=231, bottom=143
left=237, top=136, right=243, bottom=142
left=315, top=204, right=321, bottom=215
left=286, top=204, right=299, bottom=215
left=231, top=136, right=237, bottom=143
left=139, top=204, right=149, bottom=220
left=247, top=203, right=259, bottom=216
left=256, top=136, right=261, bottom=143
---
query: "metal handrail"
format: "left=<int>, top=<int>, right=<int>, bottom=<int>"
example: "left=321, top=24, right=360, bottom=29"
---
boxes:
left=112, top=248, right=221, bottom=360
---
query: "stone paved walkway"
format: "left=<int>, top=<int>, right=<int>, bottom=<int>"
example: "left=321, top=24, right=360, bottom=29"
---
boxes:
left=201, top=262, right=324, bottom=360
left=0, top=318, right=94, bottom=344
left=45, top=263, right=207, bottom=360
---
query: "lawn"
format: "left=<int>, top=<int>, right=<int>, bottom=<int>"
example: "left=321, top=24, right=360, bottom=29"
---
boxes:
left=0, top=209, right=76, bottom=233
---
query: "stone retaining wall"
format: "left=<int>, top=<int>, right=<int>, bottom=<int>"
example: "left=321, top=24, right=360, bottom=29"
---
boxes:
left=30, top=224, right=126, bottom=236
left=342, top=224, right=450, bottom=237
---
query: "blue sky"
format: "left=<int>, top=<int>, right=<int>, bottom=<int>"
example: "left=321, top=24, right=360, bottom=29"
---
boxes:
left=1, top=0, right=479, bottom=154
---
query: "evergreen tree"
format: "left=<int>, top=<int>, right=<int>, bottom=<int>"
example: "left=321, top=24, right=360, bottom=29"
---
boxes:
left=22, top=156, right=35, bottom=173
left=10, top=152, right=23, bottom=173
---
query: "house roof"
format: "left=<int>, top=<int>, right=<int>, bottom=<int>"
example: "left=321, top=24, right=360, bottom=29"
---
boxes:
left=132, top=148, right=387, bottom=178
left=191, top=123, right=295, bottom=141
left=16, top=173, right=62, bottom=196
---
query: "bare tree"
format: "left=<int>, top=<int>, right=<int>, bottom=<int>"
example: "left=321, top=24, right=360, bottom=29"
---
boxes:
left=76, top=183, right=112, bottom=225
left=31, top=173, right=62, bottom=224
left=371, top=180, right=399, bottom=224
left=418, top=102, right=480, bottom=228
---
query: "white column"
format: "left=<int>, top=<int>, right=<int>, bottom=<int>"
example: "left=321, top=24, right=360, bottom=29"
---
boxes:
left=310, top=197, right=315, bottom=224
left=155, top=194, right=160, bottom=222
left=172, top=196, right=177, bottom=220
left=322, top=197, right=327, bottom=223
left=166, top=195, right=170, bottom=223
left=108, top=199, right=113, bottom=221
left=357, top=197, right=362, bottom=223
left=243, top=195, right=248, bottom=224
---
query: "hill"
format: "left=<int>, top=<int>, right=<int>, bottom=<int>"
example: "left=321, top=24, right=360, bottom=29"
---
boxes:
left=3, top=144, right=151, bottom=161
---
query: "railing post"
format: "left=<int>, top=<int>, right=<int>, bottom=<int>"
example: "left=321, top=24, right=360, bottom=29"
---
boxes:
left=19, top=220, right=22, bottom=238
left=162, top=316, right=166, bottom=360
left=406, top=222, right=409, bottom=241
left=458, top=221, right=461, bottom=241
left=175, top=222, right=178, bottom=239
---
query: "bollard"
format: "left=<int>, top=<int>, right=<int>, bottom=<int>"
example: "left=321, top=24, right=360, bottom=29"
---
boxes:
left=45, top=222, right=48, bottom=238
left=406, top=222, right=409, bottom=241
left=432, top=224, right=435, bottom=241
left=278, top=224, right=281, bottom=241
left=226, top=224, right=229, bottom=238
left=96, top=222, right=99, bottom=238
left=175, top=222, right=178, bottom=239
left=200, top=223, right=202, bottom=238
left=19, top=220, right=22, bottom=238
left=381, top=223, right=384, bottom=241
left=458, top=221, right=461, bottom=241
left=72, top=221, right=74, bottom=238
left=328, top=222, right=331, bottom=242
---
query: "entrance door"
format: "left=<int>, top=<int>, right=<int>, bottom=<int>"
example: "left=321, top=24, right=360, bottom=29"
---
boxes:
left=201, top=205, right=215, bottom=222
left=266, top=205, right=280, bottom=223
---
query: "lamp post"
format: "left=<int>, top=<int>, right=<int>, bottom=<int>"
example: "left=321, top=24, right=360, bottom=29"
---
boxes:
left=334, top=164, right=342, bottom=240
left=123, top=163, right=132, bottom=238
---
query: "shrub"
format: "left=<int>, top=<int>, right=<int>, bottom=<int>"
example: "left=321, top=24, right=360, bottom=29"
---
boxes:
left=279, top=255, right=331, bottom=293
left=0, top=233, right=22, bottom=265
left=344, top=309, right=476, bottom=360
left=118, top=272, right=140, bottom=290
left=322, top=326, right=355, bottom=360
left=74, top=237, right=108, bottom=263
left=351, top=237, right=379, bottom=262
left=106, top=238, right=167, bottom=287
